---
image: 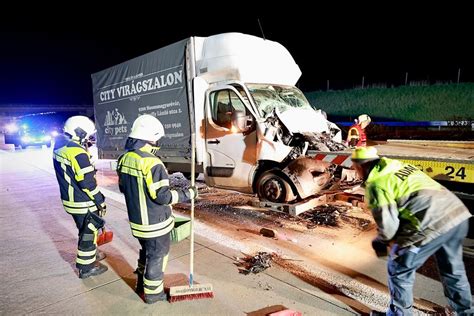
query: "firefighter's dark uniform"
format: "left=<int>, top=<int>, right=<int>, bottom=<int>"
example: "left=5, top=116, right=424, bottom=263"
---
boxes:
left=117, top=138, right=191, bottom=301
left=53, top=134, right=106, bottom=272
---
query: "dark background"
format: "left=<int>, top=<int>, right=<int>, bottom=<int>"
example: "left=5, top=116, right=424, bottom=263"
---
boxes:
left=1, top=11, right=473, bottom=105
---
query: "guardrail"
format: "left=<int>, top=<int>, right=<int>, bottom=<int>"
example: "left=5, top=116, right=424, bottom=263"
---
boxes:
left=337, top=121, right=474, bottom=129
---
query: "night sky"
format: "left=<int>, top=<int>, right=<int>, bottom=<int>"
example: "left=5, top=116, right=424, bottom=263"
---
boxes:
left=1, top=12, right=472, bottom=106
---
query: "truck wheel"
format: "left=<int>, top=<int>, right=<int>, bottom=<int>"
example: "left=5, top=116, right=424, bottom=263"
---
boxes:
left=257, top=171, right=293, bottom=203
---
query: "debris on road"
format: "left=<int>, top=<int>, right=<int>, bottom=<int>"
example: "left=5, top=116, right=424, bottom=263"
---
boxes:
left=340, top=214, right=372, bottom=230
left=260, top=227, right=277, bottom=238
left=257, top=281, right=273, bottom=291
left=235, top=252, right=274, bottom=275
left=298, top=204, right=372, bottom=230
left=300, top=205, right=343, bottom=227
left=260, top=227, right=298, bottom=243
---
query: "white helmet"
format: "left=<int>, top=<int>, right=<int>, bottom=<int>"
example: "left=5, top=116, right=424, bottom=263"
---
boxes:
left=358, top=114, right=371, bottom=125
left=64, top=116, right=96, bottom=142
left=128, top=114, right=165, bottom=142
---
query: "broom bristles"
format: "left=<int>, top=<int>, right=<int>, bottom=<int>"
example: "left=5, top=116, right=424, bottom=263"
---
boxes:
left=169, top=284, right=214, bottom=303
left=169, top=292, right=214, bottom=302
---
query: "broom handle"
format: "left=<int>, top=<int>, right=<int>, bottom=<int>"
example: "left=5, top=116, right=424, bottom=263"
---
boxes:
left=189, top=125, right=196, bottom=286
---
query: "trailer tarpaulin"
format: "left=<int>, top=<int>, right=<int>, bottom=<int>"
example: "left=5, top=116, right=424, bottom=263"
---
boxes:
left=92, top=38, right=190, bottom=158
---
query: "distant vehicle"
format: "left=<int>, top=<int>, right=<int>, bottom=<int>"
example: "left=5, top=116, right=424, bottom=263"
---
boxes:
left=5, top=112, right=68, bottom=149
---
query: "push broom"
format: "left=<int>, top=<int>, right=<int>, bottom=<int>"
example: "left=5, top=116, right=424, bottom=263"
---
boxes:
left=169, top=104, right=214, bottom=302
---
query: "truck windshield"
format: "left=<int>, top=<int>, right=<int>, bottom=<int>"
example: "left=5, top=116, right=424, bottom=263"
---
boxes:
left=246, top=84, right=313, bottom=117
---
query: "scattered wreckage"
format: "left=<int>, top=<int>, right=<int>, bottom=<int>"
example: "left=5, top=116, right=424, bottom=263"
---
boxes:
left=235, top=252, right=274, bottom=275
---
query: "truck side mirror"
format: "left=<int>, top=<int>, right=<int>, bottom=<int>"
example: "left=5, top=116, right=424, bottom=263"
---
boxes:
left=231, top=110, right=252, bottom=133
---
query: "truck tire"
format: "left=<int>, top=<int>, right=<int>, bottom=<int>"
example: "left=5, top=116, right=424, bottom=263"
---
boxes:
left=256, top=171, right=293, bottom=203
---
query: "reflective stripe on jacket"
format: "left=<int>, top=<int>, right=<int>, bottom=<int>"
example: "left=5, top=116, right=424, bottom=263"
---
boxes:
left=53, top=135, right=105, bottom=214
left=347, top=124, right=366, bottom=146
left=365, top=157, right=471, bottom=247
left=117, top=140, right=190, bottom=239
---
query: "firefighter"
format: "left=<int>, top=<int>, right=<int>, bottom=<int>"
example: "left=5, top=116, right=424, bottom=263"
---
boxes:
left=351, top=147, right=473, bottom=315
left=53, top=116, right=108, bottom=279
left=116, top=114, right=197, bottom=304
left=346, top=114, right=371, bottom=148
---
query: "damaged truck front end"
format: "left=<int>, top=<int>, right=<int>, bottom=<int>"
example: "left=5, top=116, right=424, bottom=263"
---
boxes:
left=245, top=84, right=347, bottom=203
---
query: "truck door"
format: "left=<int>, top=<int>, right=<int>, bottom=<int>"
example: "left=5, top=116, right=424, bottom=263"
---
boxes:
left=204, top=86, right=257, bottom=191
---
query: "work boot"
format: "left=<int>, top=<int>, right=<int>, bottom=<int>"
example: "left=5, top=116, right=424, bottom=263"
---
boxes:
left=144, top=292, right=167, bottom=304
left=96, top=251, right=106, bottom=261
left=79, top=262, right=108, bottom=279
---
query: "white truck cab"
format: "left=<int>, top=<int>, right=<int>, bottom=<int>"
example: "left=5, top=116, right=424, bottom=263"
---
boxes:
left=190, top=34, right=344, bottom=202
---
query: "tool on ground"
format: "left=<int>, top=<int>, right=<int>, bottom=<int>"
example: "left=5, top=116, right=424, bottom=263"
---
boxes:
left=169, top=108, right=214, bottom=302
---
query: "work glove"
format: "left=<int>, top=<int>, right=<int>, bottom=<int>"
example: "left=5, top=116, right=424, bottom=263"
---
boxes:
left=98, top=203, right=107, bottom=217
left=372, top=237, right=388, bottom=257
left=186, top=186, right=198, bottom=200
